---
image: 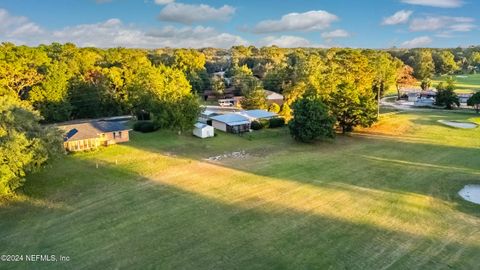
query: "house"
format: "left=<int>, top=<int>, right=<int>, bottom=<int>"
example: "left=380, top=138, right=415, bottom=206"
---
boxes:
left=420, top=90, right=437, bottom=99
left=414, top=97, right=435, bottom=107
left=240, top=109, right=277, bottom=121
left=208, top=109, right=278, bottom=133
left=210, top=113, right=251, bottom=133
left=407, top=92, right=419, bottom=102
left=198, top=110, right=221, bottom=124
left=193, top=123, right=214, bottom=138
left=58, top=121, right=130, bottom=152
left=264, top=90, right=284, bottom=105
left=459, top=93, right=473, bottom=104
left=218, top=91, right=284, bottom=107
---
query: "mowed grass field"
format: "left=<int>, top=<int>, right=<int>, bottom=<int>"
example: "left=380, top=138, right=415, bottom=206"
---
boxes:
left=433, top=74, right=480, bottom=93
left=1, top=110, right=480, bottom=269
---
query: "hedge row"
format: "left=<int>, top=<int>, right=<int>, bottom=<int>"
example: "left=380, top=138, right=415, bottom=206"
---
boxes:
left=133, top=121, right=157, bottom=133
left=251, top=117, right=285, bottom=130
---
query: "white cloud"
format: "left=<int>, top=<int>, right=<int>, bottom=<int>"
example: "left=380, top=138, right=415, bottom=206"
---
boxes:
left=252, top=10, right=338, bottom=33
left=0, top=9, right=43, bottom=37
left=158, top=3, right=235, bottom=24
left=0, top=17, right=247, bottom=48
left=146, top=25, right=248, bottom=48
left=154, top=0, right=174, bottom=5
left=321, top=29, right=350, bottom=39
left=382, top=10, right=413, bottom=25
left=256, top=35, right=325, bottom=48
left=400, top=36, right=433, bottom=48
left=409, top=16, right=475, bottom=33
left=401, top=0, right=463, bottom=8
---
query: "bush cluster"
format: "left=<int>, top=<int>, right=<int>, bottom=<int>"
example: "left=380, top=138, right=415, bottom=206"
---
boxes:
left=269, top=117, right=285, bottom=128
left=133, top=121, right=157, bottom=133
left=250, top=120, right=263, bottom=130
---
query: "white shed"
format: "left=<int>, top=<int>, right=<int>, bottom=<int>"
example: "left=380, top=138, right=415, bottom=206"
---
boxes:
left=193, top=123, right=214, bottom=138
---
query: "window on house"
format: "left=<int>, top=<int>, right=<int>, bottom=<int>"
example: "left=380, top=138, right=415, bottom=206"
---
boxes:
left=113, top=131, right=122, bottom=139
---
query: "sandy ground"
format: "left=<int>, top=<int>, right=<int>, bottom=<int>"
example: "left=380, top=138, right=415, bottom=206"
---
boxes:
left=438, top=120, right=478, bottom=129
left=459, top=185, right=480, bottom=205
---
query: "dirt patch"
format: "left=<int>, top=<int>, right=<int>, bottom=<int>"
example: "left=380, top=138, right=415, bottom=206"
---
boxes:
left=459, top=185, right=480, bottom=205
left=206, top=150, right=249, bottom=161
left=438, top=120, right=478, bottom=129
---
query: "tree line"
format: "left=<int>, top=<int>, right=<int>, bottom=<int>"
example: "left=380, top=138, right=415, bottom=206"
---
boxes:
left=3, top=42, right=480, bottom=195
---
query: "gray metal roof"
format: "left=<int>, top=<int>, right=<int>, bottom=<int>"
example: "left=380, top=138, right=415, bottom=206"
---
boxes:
left=242, top=110, right=277, bottom=119
left=194, top=122, right=213, bottom=129
left=57, top=121, right=128, bottom=141
left=210, top=113, right=250, bottom=126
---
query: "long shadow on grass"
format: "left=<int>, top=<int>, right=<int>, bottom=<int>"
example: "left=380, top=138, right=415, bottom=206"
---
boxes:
left=127, top=128, right=480, bottom=218
left=2, top=159, right=479, bottom=270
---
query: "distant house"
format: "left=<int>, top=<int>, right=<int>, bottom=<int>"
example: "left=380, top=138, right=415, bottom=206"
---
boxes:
left=420, top=90, right=437, bottom=99
left=58, top=121, right=130, bottom=152
left=407, top=92, right=419, bottom=102
left=193, top=123, right=214, bottom=138
left=210, top=113, right=250, bottom=133
left=217, top=91, right=284, bottom=107
left=264, top=90, right=284, bottom=105
left=414, top=97, right=435, bottom=107
left=458, top=93, right=473, bottom=104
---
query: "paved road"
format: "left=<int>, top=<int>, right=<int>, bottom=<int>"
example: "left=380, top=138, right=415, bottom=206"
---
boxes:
left=380, top=97, right=473, bottom=113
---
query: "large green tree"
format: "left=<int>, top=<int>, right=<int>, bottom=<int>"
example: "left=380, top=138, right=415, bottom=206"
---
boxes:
left=395, top=63, right=417, bottom=99
left=330, top=83, right=377, bottom=133
left=0, top=43, right=49, bottom=99
left=129, top=65, right=201, bottom=132
left=467, top=92, right=480, bottom=113
left=413, top=49, right=435, bottom=80
left=288, top=96, right=335, bottom=143
left=435, top=78, right=459, bottom=109
left=172, top=49, right=208, bottom=93
left=0, top=95, right=63, bottom=196
left=211, top=75, right=226, bottom=98
left=28, top=61, right=72, bottom=122
left=368, top=51, right=398, bottom=116
left=433, top=50, right=459, bottom=75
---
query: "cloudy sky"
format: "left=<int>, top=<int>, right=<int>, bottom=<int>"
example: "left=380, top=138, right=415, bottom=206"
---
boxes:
left=0, top=0, right=478, bottom=48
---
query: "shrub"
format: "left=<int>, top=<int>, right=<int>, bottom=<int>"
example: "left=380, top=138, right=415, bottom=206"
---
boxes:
left=467, top=92, right=480, bottom=113
left=259, top=119, right=269, bottom=128
left=250, top=120, right=263, bottom=130
left=279, top=103, right=292, bottom=121
left=269, top=117, right=285, bottom=128
left=133, top=121, right=157, bottom=133
left=268, top=103, right=281, bottom=113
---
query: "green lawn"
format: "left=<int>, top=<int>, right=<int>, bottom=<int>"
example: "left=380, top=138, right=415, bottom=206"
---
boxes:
left=433, top=74, right=480, bottom=93
left=1, top=111, right=480, bottom=269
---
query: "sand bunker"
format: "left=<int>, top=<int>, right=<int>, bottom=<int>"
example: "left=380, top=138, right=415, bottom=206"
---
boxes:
left=459, top=185, right=480, bottom=205
left=438, top=120, right=478, bottom=129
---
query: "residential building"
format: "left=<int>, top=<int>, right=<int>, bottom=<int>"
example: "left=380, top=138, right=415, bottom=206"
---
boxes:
left=58, top=121, right=130, bottom=152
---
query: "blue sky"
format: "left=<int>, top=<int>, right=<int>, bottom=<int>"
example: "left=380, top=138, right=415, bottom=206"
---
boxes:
left=0, top=0, right=478, bottom=48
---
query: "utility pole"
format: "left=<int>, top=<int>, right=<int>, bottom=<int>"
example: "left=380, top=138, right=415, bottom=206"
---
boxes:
left=377, top=85, right=381, bottom=118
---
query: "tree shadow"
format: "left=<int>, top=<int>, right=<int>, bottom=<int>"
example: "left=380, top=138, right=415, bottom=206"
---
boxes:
left=126, top=128, right=480, bottom=219
left=2, top=159, right=479, bottom=269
